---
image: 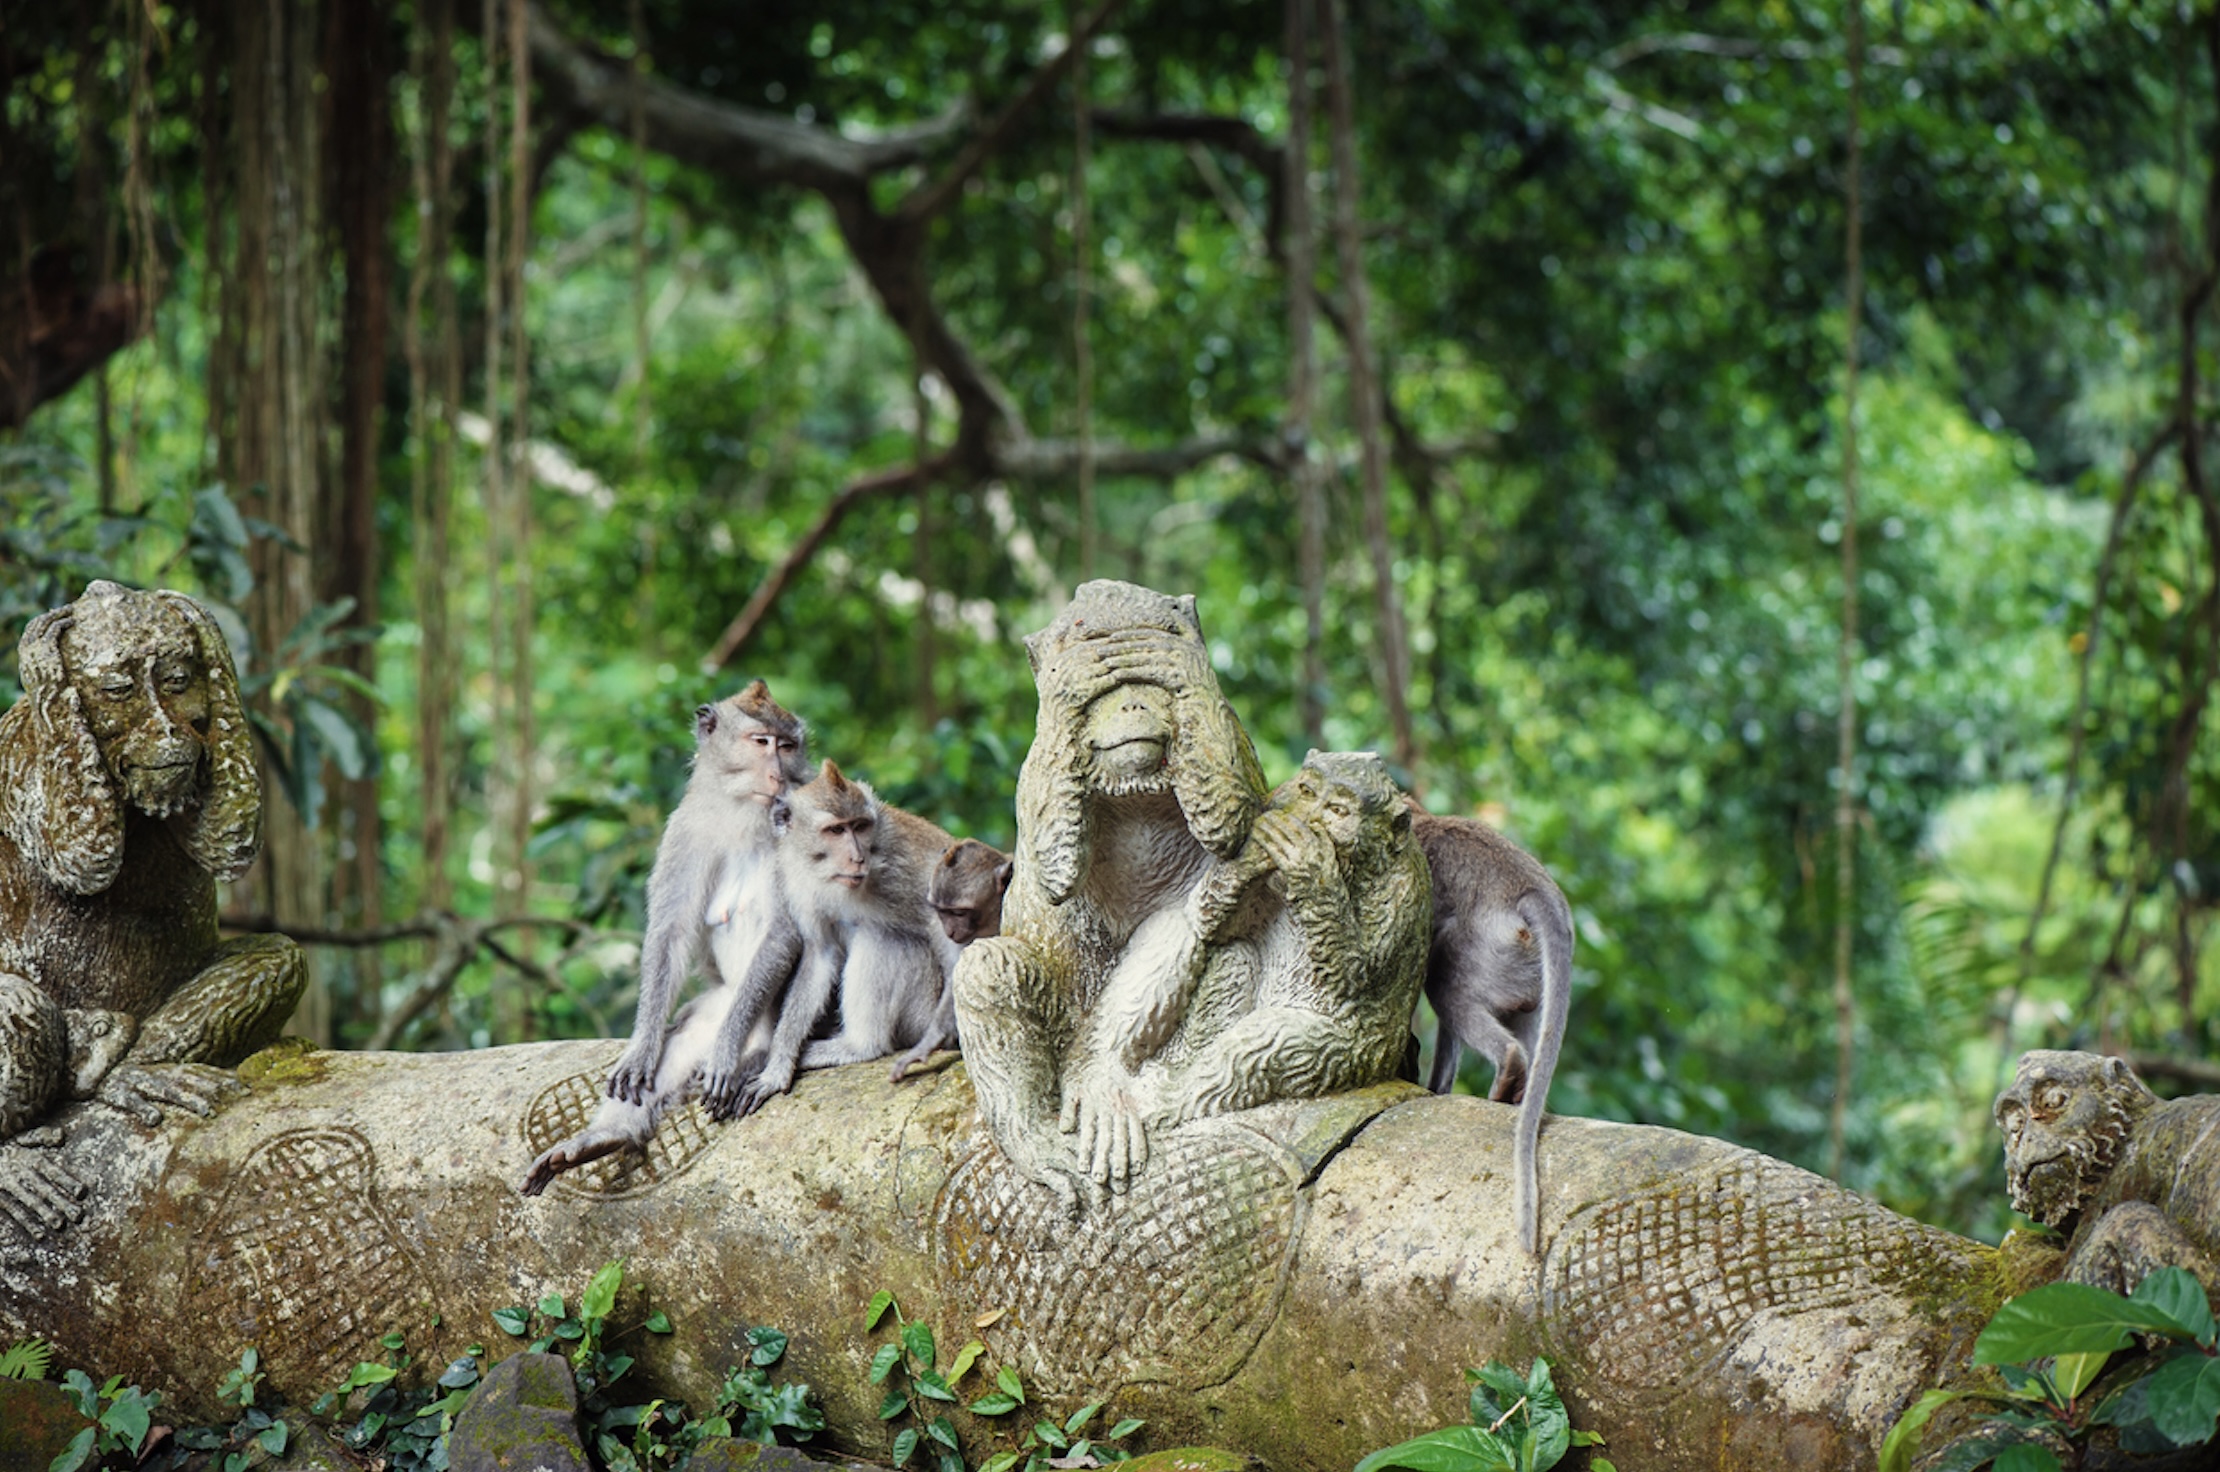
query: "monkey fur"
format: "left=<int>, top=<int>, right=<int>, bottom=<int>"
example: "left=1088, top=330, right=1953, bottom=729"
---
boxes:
left=519, top=680, right=806, bottom=1197
left=718, top=760, right=961, bottom=1117
left=880, top=838, right=1016, bottom=1082
left=1411, top=813, right=1574, bottom=1256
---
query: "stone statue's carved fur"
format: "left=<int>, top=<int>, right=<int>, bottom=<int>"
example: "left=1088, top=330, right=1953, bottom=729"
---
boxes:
left=954, top=582, right=1429, bottom=1207
left=1994, top=1050, right=2220, bottom=1297
left=0, top=582, right=304, bottom=1238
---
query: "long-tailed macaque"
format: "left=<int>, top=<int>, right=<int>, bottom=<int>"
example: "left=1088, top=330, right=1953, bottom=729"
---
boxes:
left=881, top=838, right=1015, bottom=1082
left=1411, top=813, right=1573, bottom=1255
left=718, top=761, right=961, bottom=1116
left=517, top=681, right=805, bottom=1196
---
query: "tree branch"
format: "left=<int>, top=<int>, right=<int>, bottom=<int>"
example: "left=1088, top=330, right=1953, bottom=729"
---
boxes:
left=897, top=0, right=1130, bottom=224
left=1597, top=31, right=1908, bottom=71
left=993, top=429, right=1282, bottom=481
left=526, top=3, right=970, bottom=194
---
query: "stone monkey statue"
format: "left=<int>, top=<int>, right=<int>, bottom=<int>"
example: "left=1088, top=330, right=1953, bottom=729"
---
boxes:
left=1410, top=813, right=1574, bottom=1256
left=953, top=581, right=1270, bottom=1203
left=1064, top=750, right=1430, bottom=1197
left=1994, top=1050, right=2220, bottom=1298
left=519, top=681, right=805, bottom=1197
left=716, top=760, right=961, bottom=1116
left=0, top=581, right=305, bottom=1237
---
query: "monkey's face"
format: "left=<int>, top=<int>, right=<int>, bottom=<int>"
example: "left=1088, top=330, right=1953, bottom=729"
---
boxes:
left=1082, top=681, right=1175, bottom=793
left=698, top=704, right=806, bottom=808
left=1994, top=1052, right=2142, bottom=1227
left=804, top=810, right=875, bottom=893
left=930, top=844, right=1013, bottom=944
left=60, top=601, right=213, bottom=819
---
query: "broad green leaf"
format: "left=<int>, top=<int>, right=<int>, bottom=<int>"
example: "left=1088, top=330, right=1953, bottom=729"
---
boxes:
left=1107, top=1418, right=1146, bottom=1439
left=493, top=1306, right=531, bottom=1336
left=581, top=1260, right=625, bottom=1321
left=99, top=1390, right=152, bottom=1453
left=867, top=1290, right=898, bottom=1329
left=997, top=1365, right=1025, bottom=1403
left=537, top=1293, right=567, bottom=1320
left=1976, top=1283, right=2203, bottom=1364
left=892, top=1428, right=919, bottom=1467
left=901, top=1319, right=937, bottom=1372
left=1034, top=1420, right=1069, bottom=1449
left=879, top=1388, right=910, bottom=1420
left=2050, top=1350, right=2110, bottom=1400
left=927, top=1415, right=962, bottom=1450
left=2144, top=1350, right=2220, bottom=1446
left=979, top=1452, right=1022, bottom=1472
left=969, top=1392, right=1022, bottom=1416
left=645, top=1311, right=673, bottom=1334
left=1354, top=1426, right=1517, bottom=1472
left=916, top=1371, right=958, bottom=1403
left=1991, top=1444, right=2062, bottom=1472
left=948, top=1338, right=986, bottom=1384
left=258, top=1422, right=289, bottom=1455
left=750, top=1326, right=790, bottom=1366
left=1065, top=1401, right=1103, bottom=1435
left=870, top=1343, right=903, bottom=1385
left=2131, top=1269, right=2218, bottom=1348
left=48, top=1426, right=97, bottom=1472
left=297, top=695, right=368, bottom=779
left=1879, top=1389, right=1975, bottom=1472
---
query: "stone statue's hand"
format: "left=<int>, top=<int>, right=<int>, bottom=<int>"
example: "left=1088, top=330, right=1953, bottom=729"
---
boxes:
left=1252, top=809, right=1331, bottom=898
left=93, top=1062, right=240, bottom=1127
left=606, top=1036, right=663, bottom=1106
left=0, top=1142, right=87, bottom=1240
left=1063, top=1068, right=1150, bottom=1195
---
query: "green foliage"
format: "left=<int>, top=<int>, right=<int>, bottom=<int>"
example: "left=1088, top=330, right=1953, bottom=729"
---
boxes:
left=311, top=1330, right=474, bottom=1472
left=867, top=1290, right=1140, bottom=1472
left=1355, top=1359, right=1609, bottom=1472
left=50, top=1369, right=161, bottom=1472
left=1882, top=1268, right=2220, bottom=1472
left=0, top=1338, right=54, bottom=1381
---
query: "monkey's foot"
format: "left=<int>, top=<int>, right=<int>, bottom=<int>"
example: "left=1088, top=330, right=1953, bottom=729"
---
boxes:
left=0, top=1141, right=89, bottom=1241
left=722, top=1060, right=795, bottom=1120
left=889, top=1040, right=959, bottom=1083
left=518, top=1131, right=639, bottom=1198
left=94, top=1061, right=242, bottom=1127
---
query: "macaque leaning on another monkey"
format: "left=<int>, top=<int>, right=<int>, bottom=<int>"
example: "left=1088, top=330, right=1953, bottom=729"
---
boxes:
left=518, top=681, right=806, bottom=1197
left=883, top=838, right=1015, bottom=1081
left=1411, top=812, right=1573, bottom=1255
left=719, top=761, right=962, bottom=1116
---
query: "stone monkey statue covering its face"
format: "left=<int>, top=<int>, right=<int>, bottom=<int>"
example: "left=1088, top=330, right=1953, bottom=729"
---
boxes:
left=0, top=582, right=302, bottom=1219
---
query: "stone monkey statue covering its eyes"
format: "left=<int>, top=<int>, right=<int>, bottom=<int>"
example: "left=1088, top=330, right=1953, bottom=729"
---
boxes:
left=0, top=581, right=305, bottom=1238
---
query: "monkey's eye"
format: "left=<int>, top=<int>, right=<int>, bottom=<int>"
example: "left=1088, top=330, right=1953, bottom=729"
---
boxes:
left=159, top=666, right=192, bottom=694
left=2038, top=1087, right=2068, bottom=1113
left=98, top=675, right=134, bottom=698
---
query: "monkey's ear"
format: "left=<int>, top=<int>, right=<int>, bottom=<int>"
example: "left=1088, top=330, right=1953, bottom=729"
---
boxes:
left=820, top=759, right=847, bottom=789
left=994, top=860, right=1014, bottom=894
left=740, top=678, right=770, bottom=702
left=695, top=703, right=718, bottom=738
left=2101, top=1055, right=2132, bottom=1086
left=1176, top=593, right=1202, bottom=639
left=3, top=607, right=125, bottom=894
left=162, top=592, right=261, bottom=881
left=1389, top=806, right=1412, bottom=838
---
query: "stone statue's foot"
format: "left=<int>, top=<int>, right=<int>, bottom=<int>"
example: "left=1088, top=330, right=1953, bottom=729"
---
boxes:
left=0, top=1143, right=88, bottom=1241
left=94, top=1061, right=242, bottom=1127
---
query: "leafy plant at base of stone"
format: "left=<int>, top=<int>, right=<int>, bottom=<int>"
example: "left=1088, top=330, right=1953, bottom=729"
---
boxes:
left=1881, top=1266, right=2220, bottom=1472
left=865, top=1289, right=1143, bottom=1472
left=46, top=1368, right=162, bottom=1472
left=497, top=1257, right=820, bottom=1469
left=315, top=1330, right=482, bottom=1471
left=1354, top=1359, right=1610, bottom=1472
left=167, top=1347, right=293, bottom=1471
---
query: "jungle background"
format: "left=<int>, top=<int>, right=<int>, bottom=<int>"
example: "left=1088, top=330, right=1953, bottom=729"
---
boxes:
left=1, top=0, right=2214, bottom=1243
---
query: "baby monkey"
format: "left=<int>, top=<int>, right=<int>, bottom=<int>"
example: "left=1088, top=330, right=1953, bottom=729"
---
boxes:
left=519, top=681, right=806, bottom=1197
left=885, top=838, right=1014, bottom=1081
left=1412, top=812, right=1574, bottom=1255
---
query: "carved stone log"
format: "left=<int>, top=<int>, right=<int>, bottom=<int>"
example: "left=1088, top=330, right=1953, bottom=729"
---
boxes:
left=0, top=1039, right=2003, bottom=1472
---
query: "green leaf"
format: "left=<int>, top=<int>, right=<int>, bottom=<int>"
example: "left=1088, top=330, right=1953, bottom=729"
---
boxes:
left=296, top=695, right=369, bottom=779
left=581, top=1260, right=625, bottom=1321
left=1976, top=1283, right=2204, bottom=1364
left=871, top=1343, right=904, bottom=1385
left=1034, top=1420, right=1070, bottom=1450
left=98, top=1388, right=153, bottom=1453
left=538, top=1293, right=567, bottom=1319
left=494, top=1306, right=532, bottom=1336
left=61, top=1369, right=96, bottom=1419
left=868, top=1290, right=898, bottom=1330
left=1991, top=1445, right=2062, bottom=1472
left=892, top=1428, right=920, bottom=1467
left=916, top=1372, right=958, bottom=1403
left=750, top=1326, right=790, bottom=1366
left=340, top=1362, right=397, bottom=1392
left=927, top=1415, right=961, bottom=1451
left=879, top=1388, right=911, bottom=1420
left=902, top=1319, right=937, bottom=1371
left=2131, top=1269, right=2218, bottom=1348
left=1879, top=1389, right=1975, bottom=1472
left=948, top=1338, right=986, bottom=1384
left=645, top=1310, right=673, bottom=1334
left=2050, top=1350, right=2110, bottom=1401
left=258, top=1422, right=289, bottom=1455
left=1354, top=1426, right=1518, bottom=1472
left=0, top=1339, right=53, bottom=1380
left=1065, top=1401, right=1103, bottom=1435
left=969, top=1392, right=1022, bottom=1417
left=979, top=1452, right=1023, bottom=1472
left=2144, top=1350, right=2220, bottom=1446
left=997, top=1365, right=1025, bottom=1404
left=48, top=1427, right=97, bottom=1472
left=1107, top=1418, right=1145, bottom=1440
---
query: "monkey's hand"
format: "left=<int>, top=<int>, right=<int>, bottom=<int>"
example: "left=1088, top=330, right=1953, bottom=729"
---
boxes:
left=606, top=1036, right=664, bottom=1106
left=93, top=1061, right=242, bottom=1127
left=701, top=1049, right=769, bottom=1121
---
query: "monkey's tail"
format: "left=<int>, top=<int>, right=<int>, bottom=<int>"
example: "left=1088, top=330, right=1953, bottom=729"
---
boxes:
left=1514, top=885, right=1574, bottom=1258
